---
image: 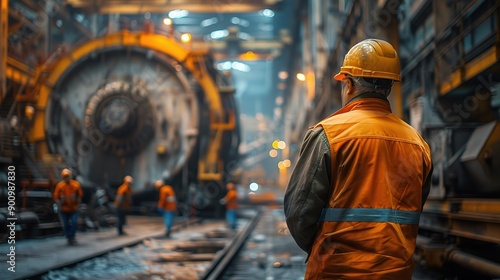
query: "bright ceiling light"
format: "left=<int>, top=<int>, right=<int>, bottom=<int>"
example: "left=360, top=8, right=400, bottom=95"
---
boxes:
left=231, top=61, right=250, bottom=72
left=238, top=32, right=250, bottom=40
left=216, top=61, right=251, bottom=72
left=163, top=17, right=172, bottom=25
left=180, top=33, right=192, bottom=43
left=168, top=9, right=189, bottom=19
left=201, top=17, right=218, bottom=27
left=249, top=182, right=259, bottom=191
left=269, top=149, right=278, bottom=158
left=231, top=17, right=250, bottom=27
left=210, top=29, right=229, bottom=39
left=278, top=71, right=288, bottom=80
left=278, top=141, right=286, bottom=149
left=240, top=51, right=257, bottom=60
left=217, top=61, right=232, bottom=71
left=260, top=9, right=275, bottom=17
left=296, top=73, right=306, bottom=81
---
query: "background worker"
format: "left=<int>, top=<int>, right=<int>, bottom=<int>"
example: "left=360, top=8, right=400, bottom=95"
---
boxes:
left=155, top=179, right=176, bottom=237
left=53, top=168, right=83, bottom=245
left=220, top=181, right=238, bottom=230
left=115, top=175, right=133, bottom=235
left=284, top=39, right=433, bottom=279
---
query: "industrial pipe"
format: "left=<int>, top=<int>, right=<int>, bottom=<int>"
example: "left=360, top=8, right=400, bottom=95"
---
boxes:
left=447, top=249, right=500, bottom=277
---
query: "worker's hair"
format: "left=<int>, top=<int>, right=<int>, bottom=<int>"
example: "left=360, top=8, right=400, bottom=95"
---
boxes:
left=351, top=76, right=392, bottom=97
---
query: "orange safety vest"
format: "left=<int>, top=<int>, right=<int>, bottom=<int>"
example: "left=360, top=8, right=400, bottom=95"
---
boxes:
left=157, top=185, right=176, bottom=211
left=305, top=98, right=432, bottom=279
left=224, top=189, right=238, bottom=210
left=53, top=180, right=83, bottom=213
left=115, top=184, right=132, bottom=209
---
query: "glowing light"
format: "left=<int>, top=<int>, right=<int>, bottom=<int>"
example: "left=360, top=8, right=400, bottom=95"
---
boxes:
left=278, top=161, right=285, bottom=170
left=217, top=61, right=232, bottom=71
left=272, top=140, right=280, bottom=149
left=269, top=149, right=278, bottom=158
left=163, top=18, right=172, bottom=25
left=238, top=32, right=250, bottom=40
left=240, top=51, right=257, bottom=60
left=231, top=61, right=250, bottom=72
left=210, top=29, right=229, bottom=39
left=278, top=71, right=288, bottom=80
left=249, top=182, right=259, bottom=191
left=283, top=159, right=291, bottom=168
left=181, top=33, right=192, bottom=43
left=260, top=9, right=275, bottom=17
left=296, top=73, right=306, bottom=81
left=277, top=141, right=286, bottom=149
left=216, top=61, right=251, bottom=72
left=168, top=9, right=188, bottom=18
left=201, top=17, right=218, bottom=27
left=275, top=96, right=284, bottom=105
left=231, top=17, right=250, bottom=27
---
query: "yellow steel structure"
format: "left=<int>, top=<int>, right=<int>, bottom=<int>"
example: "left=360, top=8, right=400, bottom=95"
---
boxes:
left=6, top=57, right=36, bottom=88
left=439, top=45, right=499, bottom=95
left=31, top=31, right=234, bottom=183
left=422, top=199, right=500, bottom=244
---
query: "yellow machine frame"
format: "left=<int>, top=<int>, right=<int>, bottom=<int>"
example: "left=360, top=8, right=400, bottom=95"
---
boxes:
left=29, top=31, right=235, bottom=183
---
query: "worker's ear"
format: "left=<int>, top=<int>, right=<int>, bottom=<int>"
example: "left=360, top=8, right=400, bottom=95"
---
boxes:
left=345, top=78, right=354, bottom=94
left=341, top=78, right=354, bottom=105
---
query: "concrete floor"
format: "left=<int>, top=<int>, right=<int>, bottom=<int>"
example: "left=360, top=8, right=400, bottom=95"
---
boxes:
left=0, top=216, right=168, bottom=280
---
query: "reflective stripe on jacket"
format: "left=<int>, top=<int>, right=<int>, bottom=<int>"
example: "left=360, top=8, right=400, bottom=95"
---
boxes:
left=53, top=179, right=83, bottom=213
left=285, top=97, right=432, bottom=280
left=157, top=185, right=176, bottom=211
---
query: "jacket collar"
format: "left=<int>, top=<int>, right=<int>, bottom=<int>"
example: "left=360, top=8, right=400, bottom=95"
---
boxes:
left=331, top=93, right=392, bottom=117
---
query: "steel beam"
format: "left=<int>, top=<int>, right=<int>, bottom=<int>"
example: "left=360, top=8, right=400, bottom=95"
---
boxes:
left=66, top=0, right=280, bottom=13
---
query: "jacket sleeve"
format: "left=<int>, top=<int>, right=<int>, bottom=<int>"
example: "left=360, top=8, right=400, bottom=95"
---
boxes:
left=421, top=163, right=433, bottom=210
left=284, top=127, right=332, bottom=254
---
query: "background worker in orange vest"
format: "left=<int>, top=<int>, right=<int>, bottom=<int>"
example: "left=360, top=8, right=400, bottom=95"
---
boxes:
left=155, top=180, right=176, bottom=237
left=220, top=181, right=238, bottom=230
left=53, top=168, right=83, bottom=245
left=115, top=175, right=133, bottom=235
left=284, top=39, right=433, bottom=279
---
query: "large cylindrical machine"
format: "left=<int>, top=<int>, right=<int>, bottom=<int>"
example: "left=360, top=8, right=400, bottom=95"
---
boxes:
left=27, top=31, right=240, bottom=213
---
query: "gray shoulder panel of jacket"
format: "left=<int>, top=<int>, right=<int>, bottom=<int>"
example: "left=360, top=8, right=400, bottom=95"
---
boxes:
left=284, top=127, right=332, bottom=254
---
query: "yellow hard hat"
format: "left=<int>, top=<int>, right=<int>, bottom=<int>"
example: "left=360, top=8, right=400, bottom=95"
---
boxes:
left=334, top=39, right=401, bottom=82
left=61, top=168, right=72, bottom=178
left=124, top=175, right=134, bottom=183
left=154, top=180, right=163, bottom=189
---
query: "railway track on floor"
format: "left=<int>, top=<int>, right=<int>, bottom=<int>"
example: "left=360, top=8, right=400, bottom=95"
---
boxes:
left=38, top=209, right=261, bottom=280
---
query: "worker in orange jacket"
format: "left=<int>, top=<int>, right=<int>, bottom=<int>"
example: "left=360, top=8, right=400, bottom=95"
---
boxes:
left=155, top=180, right=176, bottom=237
left=220, top=181, right=238, bottom=229
left=284, top=39, right=433, bottom=279
left=115, top=175, right=133, bottom=235
left=53, top=168, right=83, bottom=245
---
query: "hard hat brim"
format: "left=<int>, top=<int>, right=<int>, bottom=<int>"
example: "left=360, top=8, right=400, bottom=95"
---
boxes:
left=333, top=73, right=345, bottom=81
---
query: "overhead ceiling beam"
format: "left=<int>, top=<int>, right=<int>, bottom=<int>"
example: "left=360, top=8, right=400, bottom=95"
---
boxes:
left=66, top=0, right=281, bottom=14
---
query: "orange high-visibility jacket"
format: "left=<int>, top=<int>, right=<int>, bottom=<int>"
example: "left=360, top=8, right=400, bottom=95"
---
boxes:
left=53, top=179, right=83, bottom=213
left=157, top=185, right=176, bottom=211
left=223, top=189, right=238, bottom=210
left=115, top=184, right=132, bottom=209
left=285, top=97, right=432, bottom=279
